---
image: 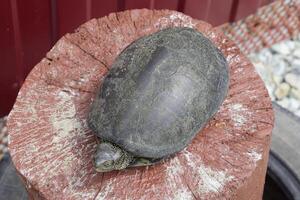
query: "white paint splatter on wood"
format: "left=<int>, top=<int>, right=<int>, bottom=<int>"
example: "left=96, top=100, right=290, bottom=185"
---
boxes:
left=172, top=188, right=195, bottom=200
left=183, top=150, right=234, bottom=197
left=155, top=12, right=196, bottom=29
left=51, top=90, right=82, bottom=145
left=247, top=150, right=262, bottom=163
left=228, top=103, right=252, bottom=128
left=95, top=178, right=117, bottom=200
left=169, top=13, right=196, bottom=28
left=164, top=157, right=194, bottom=200
left=197, top=165, right=234, bottom=194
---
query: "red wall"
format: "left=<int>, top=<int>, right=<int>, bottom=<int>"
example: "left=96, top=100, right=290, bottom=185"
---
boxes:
left=0, top=0, right=273, bottom=117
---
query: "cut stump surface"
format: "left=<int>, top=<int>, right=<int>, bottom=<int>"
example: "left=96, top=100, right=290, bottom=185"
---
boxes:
left=7, top=9, right=274, bottom=200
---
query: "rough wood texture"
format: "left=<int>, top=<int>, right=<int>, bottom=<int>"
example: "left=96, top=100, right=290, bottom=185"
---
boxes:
left=7, top=9, right=274, bottom=200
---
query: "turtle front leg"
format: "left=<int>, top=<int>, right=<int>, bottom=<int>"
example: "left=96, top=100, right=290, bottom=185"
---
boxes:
left=94, top=141, right=134, bottom=172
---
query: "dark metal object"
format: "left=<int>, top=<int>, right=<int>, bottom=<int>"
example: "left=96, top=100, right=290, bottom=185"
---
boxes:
left=263, top=151, right=300, bottom=200
left=263, top=103, right=300, bottom=200
left=88, top=27, right=229, bottom=159
left=271, top=102, right=300, bottom=181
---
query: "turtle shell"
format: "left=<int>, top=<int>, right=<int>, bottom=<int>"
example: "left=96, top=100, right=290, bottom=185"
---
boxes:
left=88, top=27, right=229, bottom=158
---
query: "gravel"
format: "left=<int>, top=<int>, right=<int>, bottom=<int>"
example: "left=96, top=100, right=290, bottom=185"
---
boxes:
left=249, top=35, right=300, bottom=117
left=0, top=116, right=8, bottom=161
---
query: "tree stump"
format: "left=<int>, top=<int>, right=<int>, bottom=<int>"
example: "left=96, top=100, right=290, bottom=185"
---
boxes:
left=7, top=9, right=274, bottom=200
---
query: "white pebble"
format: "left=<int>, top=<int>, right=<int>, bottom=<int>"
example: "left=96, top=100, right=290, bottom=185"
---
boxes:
left=295, top=109, right=300, bottom=117
left=285, top=73, right=300, bottom=90
left=290, top=88, right=300, bottom=100
left=277, top=98, right=290, bottom=109
left=289, top=98, right=300, bottom=110
left=257, top=49, right=273, bottom=63
left=253, top=61, right=268, bottom=74
left=275, top=83, right=290, bottom=100
left=294, top=39, right=300, bottom=47
left=293, top=48, right=300, bottom=58
left=291, top=59, right=300, bottom=69
left=265, top=84, right=275, bottom=100
left=283, top=55, right=294, bottom=66
left=277, top=97, right=300, bottom=111
left=271, top=60, right=287, bottom=76
left=272, top=42, right=293, bottom=55
left=272, top=75, right=283, bottom=86
left=253, top=62, right=274, bottom=86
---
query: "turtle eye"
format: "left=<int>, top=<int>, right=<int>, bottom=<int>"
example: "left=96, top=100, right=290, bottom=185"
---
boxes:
left=103, top=160, right=113, bottom=167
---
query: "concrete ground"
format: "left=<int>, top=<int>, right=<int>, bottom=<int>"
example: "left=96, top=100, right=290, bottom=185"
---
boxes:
left=0, top=154, right=28, bottom=200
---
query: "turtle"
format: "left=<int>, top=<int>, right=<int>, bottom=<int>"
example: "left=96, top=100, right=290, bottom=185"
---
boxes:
left=88, top=27, right=229, bottom=172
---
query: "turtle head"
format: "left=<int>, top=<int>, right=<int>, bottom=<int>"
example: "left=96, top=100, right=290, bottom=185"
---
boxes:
left=94, top=141, right=133, bottom=172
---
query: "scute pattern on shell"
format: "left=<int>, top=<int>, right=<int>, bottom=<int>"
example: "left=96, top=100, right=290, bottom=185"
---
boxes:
left=88, top=27, right=229, bottom=158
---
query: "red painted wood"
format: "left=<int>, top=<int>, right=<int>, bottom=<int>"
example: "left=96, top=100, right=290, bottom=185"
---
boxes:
left=10, top=0, right=24, bottom=86
left=152, top=0, right=179, bottom=10
left=56, top=0, right=87, bottom=37
left=206, top=0, right=234, bottom=26
left=184, top=0, right=212, bottom=21
left=91, top=0, right=118, bottom=18
left=16, top=0, right=52, bottom=77
left=234, top=0, right=261, bottom=21
left=260, top=0, right=274, bottom=7
left=0, top=0, right=19, bottom=117
left=124, top=0, right=151, bottom=9
left=229, top=0, right=239, bottom=22
left=86, top=0, right=92, bottom=20
left=50, top=0, right=58, bottom=44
